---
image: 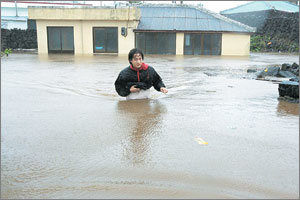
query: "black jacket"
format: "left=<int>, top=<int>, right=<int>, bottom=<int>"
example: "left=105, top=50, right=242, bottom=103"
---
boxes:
left=114, top=64, right=166, bottom=97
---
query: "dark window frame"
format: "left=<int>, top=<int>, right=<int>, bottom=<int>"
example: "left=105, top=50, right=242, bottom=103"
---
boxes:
left=184, top=32, right=222, bottom=55
left=135, top=32, right=176, bottom=55
left=47, top=26, right=74, bottom=54
left=93, top=27, right=118, bottom=53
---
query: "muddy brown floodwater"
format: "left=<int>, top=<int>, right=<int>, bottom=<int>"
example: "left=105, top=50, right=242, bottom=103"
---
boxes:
left=1, top=53, right=299, bottom=198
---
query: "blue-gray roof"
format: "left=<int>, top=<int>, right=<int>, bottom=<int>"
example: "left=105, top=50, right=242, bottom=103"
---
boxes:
left=220, top=1, right=299, bottom=14
left=136, top=5, right=256, bottom=33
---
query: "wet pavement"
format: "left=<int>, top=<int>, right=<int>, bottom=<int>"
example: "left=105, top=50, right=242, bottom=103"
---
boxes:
left=1, top=52, right=299, bottom=198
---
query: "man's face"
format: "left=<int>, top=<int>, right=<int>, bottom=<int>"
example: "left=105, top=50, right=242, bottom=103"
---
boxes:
left=131, top=53, right=143, bottom=69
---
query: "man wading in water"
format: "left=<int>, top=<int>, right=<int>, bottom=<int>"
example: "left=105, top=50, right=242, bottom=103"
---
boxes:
left=115, top=48, right=168, bottom=100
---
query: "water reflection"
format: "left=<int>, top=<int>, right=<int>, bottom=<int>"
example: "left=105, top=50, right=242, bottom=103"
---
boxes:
left=276, top=100, right=299, bottom=116
left=117, top=99, right=166, bottom=166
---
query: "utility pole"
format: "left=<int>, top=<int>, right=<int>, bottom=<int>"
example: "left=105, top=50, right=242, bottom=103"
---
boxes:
left=15, top=0, right=18, bottom=17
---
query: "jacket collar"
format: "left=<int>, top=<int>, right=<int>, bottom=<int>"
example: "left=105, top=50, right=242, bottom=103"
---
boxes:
left=130, top=63, right=148, bottom=71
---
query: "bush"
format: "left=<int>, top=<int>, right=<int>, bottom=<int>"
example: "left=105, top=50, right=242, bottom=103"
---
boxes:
left=251, top=34, right=299, bottom=53
left=1, top=48, right=12, bottom=57
left=250, top=35, right=270, bottom=52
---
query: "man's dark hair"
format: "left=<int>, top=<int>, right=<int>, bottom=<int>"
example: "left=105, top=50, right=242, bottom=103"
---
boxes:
left=128, top=48, right=144, bottom=64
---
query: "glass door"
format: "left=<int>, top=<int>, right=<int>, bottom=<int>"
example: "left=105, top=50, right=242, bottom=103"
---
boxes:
left=47, top=27, right=74, bottom=53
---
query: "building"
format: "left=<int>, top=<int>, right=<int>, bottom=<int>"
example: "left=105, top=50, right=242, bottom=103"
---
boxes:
left=135, top=5, right=255, bottom=56
left=28, top=4, right=256, bottom=56
left=220, top=1, right=299, bottom=30
left=1, top=6, right=28, bottom=29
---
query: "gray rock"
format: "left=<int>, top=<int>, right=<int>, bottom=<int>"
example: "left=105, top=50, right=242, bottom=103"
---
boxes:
left=291, top=62, right=299, bottom=69
left=257, top=66, right=280, bottom=78
left=281, top=62, right=299, bottom=76
left=290, top=68, right=299, bottom=76
left=281, top=63, right=292, bottom=71
left=277, top=70, right=297, bottom=78
left=247, top=68, right=257, bottom=73
left=289, top=77, right=299, bottom=82
left=278, top=81, right=299, bottom=98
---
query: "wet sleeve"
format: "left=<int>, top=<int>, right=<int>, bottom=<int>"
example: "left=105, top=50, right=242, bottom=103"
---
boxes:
left=114, top=73, right=137, bottom=97
left=115, top=74, right=129, bottom=97
left=152, top=69, right=166, bottom=92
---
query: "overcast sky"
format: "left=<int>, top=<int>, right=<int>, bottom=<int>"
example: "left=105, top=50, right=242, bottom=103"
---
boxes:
left=98, top=1, right=250, bottom=13
left=2, top=1, right=251, bottom=13
left=187, top=1, right=250, bottom=13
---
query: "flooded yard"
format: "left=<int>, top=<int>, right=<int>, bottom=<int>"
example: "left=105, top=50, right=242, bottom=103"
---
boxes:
left=1, top=52, right=299, bottom=198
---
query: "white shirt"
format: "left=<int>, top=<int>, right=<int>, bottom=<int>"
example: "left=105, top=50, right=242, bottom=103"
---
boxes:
left=126, top=89, right=151, bottom=100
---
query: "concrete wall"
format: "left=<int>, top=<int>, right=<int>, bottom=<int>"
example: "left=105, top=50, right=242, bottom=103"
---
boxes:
left=30, top=7, right=140, bottom=55
left=29, top=7, right=140, bottom=21
left=221, top=33, right=250, bottom=56
left=36, top=20, right=139, bottom=54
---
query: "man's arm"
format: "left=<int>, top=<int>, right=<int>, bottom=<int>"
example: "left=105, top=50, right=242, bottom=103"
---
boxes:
left=152, top=69, right=167, bottom=93
left=115, top=74, right=132, bottom=97
left=115, top=73, right=142, bottom=96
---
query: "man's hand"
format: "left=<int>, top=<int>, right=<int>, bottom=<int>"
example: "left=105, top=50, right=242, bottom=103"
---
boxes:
left=160, top=87, right=168, bottom=94
left=130, top=85, right=140, bottom=93
left=135, top=82, right=148, bottom=90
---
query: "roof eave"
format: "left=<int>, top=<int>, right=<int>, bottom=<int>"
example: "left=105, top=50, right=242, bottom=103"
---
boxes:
left=133, top=29, right=255, bottom=34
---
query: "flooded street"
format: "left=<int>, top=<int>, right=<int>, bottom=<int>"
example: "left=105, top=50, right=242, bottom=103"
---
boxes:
left=1, top=53, right=299, bottom=198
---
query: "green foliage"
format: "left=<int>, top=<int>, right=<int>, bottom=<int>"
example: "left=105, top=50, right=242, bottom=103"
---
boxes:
left=250, top=35, right=270, bottom=52
left=250, top=35, right=264, bottom=52
left=1, top=48, right=12, bottom=57
left=250, top=34, right=299, bottom=53
left=5, top=48, right=12, bottom=56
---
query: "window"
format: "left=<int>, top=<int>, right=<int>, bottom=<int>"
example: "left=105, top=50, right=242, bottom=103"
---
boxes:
left=184, top=33, right=221, bottom=55
left=47, top=27, right=74, bottom=53
left=135, top=32, right=176, bottom=55
left=185, top=34, right=190, bottom=46
left=93, top=27, right=118, bottom=53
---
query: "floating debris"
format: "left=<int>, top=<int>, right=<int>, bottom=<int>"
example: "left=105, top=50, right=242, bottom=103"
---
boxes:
left=194, top=137, right=208, bottom=145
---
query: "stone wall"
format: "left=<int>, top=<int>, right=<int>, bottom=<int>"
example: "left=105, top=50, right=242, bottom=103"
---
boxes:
left=258, top=10, right=299, bottom=43
left=223, top=10, right=299, bottom=52
left=1, top=28, right=37, bottom=51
